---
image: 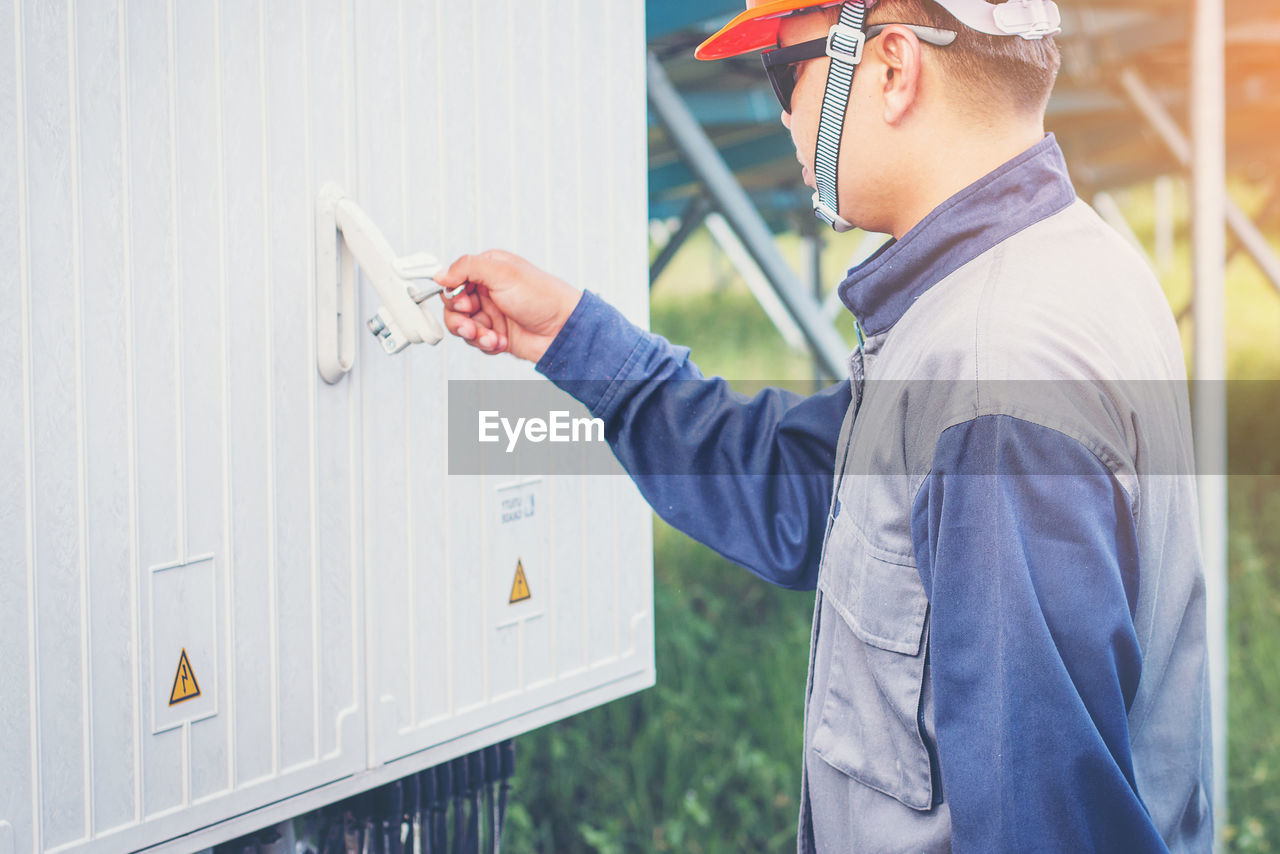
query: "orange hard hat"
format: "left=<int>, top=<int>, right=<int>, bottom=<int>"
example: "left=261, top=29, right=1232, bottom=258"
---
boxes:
left=696, top=0, right=1061, bottom=59
left=695, top=0, right=848, bottom=60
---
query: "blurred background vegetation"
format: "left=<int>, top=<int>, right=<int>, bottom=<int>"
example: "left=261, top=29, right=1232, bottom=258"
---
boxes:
left=503, top=181, right=1280, bottom=852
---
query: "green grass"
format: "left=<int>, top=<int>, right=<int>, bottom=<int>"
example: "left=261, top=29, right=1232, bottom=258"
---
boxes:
left=504, top=523, right=813, bottom=853
left=505, top=197, right=1280, bottom=852
left=1228, top=481, right=1280, bottom=853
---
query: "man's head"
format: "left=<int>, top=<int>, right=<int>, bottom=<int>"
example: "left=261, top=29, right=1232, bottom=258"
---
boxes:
left=697, top=0, right=1062, bottom=236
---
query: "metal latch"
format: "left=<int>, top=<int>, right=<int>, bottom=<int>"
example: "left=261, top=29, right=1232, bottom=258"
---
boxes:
left=315, top=184, right=456, bottom=383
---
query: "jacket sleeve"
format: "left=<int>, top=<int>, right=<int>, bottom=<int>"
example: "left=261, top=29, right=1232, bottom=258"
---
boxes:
left=910, top=414, right=1169, bottom=853
left=536, top=291, right=849, bottom=590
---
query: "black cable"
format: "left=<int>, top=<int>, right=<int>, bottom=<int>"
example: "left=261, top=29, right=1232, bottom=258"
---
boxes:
left=436, top=762, right=453, bottom=854
left=438, top=763, right=452, bottom=854
left=374, top=784, right=389, bottom=854
left=467, top=751, right=484, bottom=854
left=483, top=745, right=500, bottom=854
left=419, top=768, right=436, bottom=854
left=342, top=799, right=361, bottom=854
left=496, top=740, right=515, bottom=852
left=365, top=790, right=380, bottom=854
left=320, top=803, right=345, bottom=854
left=355, top=791, right=375, bottom=854
left=390, top=781, right=405, bottom=854
left=404, top=771, right=420, bottom=854
left=487, top=781, right=497, bottom=854
left=451, top=757, right=469, bottom=854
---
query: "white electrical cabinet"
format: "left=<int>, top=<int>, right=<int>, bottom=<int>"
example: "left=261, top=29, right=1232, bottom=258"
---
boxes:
left=0, top=1, right=654, bottom=852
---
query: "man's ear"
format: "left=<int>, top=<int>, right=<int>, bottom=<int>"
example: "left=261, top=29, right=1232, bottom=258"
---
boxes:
left=871, top=26, right=923, bottom=125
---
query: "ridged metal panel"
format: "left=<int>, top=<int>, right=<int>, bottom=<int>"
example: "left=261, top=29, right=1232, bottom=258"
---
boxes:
left=1, top=0, right=651, bottom=851
left=352, top=0, right=654, bottom=766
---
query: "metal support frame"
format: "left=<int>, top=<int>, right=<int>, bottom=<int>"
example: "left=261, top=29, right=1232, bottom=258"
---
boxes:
left=1120, top=68, right=1280, bottom=295
left=1190, top=1, right=1229, bottom=841
left=1226, top=188, right=1280, bottom=265
left=704, top=212, right=808, bottom=352
left=649, top=132, right=797, bottom=199
left=647, top=51, right=850, bottom=380
left=650, top=195, right=714, bottom=288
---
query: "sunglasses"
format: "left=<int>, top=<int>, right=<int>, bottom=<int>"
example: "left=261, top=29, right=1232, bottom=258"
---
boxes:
left=760, top=24, right=958, bottom=114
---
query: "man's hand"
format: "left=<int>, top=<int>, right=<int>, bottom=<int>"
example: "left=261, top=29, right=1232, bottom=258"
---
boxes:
left=436, top=250, right=582, bottom=363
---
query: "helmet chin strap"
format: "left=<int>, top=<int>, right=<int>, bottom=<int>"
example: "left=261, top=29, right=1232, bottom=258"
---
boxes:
left=812, top=0, right=867, bottom=233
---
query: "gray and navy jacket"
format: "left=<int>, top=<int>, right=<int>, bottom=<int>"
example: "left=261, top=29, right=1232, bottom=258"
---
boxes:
left=536, top=135, right=1213, bottom=852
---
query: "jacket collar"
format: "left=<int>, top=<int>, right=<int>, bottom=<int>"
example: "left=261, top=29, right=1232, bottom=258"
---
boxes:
left=838, top=134, right=1076, bottom=337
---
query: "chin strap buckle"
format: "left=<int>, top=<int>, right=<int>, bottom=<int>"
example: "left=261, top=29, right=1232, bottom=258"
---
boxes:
left=825, top=22, right=867, bottom=65
left=812, top=191, right=854, bottom=233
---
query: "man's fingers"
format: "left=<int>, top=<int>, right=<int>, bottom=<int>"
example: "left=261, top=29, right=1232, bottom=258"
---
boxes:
left=442, top=304, right=486, bottom=341
left=444, top=292, right=472, bottom=314
left=443, top=310, right=476, bottom=341
left=442, top=304, right=506, bottom=354
left=477, top=290, right=509, bottom=341
left=469, top=308, right=505, bottom=352
left=442, top=284, right=509, bottom=354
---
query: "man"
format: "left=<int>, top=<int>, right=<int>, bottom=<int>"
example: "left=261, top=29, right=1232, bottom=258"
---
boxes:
left=436, top=0, right=1212, bottom=850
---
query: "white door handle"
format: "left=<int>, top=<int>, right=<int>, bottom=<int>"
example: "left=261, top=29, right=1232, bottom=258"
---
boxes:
left=316, top=184, right=446, bottom=383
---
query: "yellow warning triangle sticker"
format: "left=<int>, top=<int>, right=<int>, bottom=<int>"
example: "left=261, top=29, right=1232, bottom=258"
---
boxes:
left=169, top=648, right=202, bottom=706
left=509, top=559, right=532, bottom=604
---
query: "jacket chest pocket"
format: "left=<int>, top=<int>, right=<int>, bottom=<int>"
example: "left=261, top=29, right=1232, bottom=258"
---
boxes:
left=812, top=506, right=935, bottom=811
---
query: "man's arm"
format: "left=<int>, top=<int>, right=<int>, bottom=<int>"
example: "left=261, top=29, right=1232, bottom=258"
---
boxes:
left=437, top=251, right=848, bottom=590
left=911, top=415, right=1169, bottom=852
left=538, top=291, right=848, bottom=590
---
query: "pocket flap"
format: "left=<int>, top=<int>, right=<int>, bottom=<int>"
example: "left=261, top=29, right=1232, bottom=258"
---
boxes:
left=810, top=592, right=935, bottom=811
left=818, top=531, right=929, bottom=656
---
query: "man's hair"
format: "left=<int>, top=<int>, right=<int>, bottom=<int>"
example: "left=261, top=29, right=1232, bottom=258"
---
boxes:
left=837, top=0, right=1061, bottom=115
